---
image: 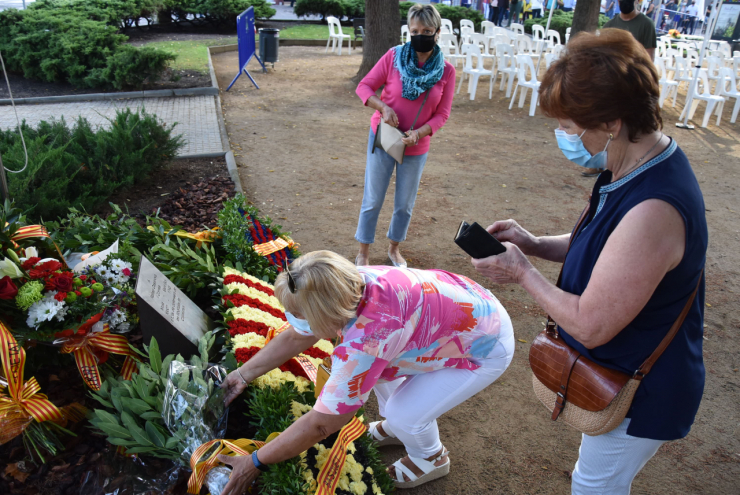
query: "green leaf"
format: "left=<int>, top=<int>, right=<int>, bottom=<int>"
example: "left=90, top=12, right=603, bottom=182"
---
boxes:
left=161, top=354, right=174, bottom=379
left=121, top=397, right=152, bottom=415
left=125, top=446, right=158, bottom=455
left=94, top=409, right=121, bottom=426
left=140, top=411, right=163, bottom=420
left=95, top=422, right=133, bottom=440
left=145, top=421, right=166, bottom=448
left=149, top=338, right=162, bottom=375
left=90, top=393, right=114, bottom=409
left=164, top=436, right=180, bottom=449
left=121, top=412, right=155, bottom=447
left=106, top=438, right=139, bottom=447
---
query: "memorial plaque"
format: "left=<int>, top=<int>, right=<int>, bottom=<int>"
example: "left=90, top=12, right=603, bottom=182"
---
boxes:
left=134, top=256, right=213, bottom=358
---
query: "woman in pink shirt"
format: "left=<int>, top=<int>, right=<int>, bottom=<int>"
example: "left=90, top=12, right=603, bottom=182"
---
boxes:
left=355, top=4, right=455, bottom=268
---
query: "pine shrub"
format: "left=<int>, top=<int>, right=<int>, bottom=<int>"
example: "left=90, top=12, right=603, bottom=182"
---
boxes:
left=0, top=109, right=183, bottom=220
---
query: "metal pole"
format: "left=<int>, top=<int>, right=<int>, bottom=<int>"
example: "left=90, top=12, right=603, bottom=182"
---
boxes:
left=676, top=0, right=722, bottom=129
left=534, top=0, right=558, bottom=74
left=0, top=152, right=9, bottom=202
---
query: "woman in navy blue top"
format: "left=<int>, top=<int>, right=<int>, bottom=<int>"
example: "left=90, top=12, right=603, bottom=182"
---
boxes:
left=473, top=29, right=707, bottom=494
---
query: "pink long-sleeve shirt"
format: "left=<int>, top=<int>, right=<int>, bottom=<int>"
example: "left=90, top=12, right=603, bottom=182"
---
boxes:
left=356, top=48, right=456, bottom=156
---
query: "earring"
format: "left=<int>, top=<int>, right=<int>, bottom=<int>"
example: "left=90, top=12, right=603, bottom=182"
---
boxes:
left=609, top=133, right=614, bottom=139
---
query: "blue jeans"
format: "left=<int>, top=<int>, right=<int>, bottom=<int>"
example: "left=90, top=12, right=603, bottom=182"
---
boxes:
left=355, top=129, right=429, bottom=244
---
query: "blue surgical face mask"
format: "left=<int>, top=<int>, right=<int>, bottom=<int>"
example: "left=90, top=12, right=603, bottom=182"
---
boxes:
left=285, top=311, right=313, bottom=336
left=555, top=129, right=612, bottom=169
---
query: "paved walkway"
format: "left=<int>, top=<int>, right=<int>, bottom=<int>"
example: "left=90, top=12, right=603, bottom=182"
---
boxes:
left=0, top=96, right=223, bottom=156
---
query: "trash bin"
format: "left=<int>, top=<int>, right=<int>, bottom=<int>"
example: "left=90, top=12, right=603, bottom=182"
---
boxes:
left=259, top=28, right=279, bottom=66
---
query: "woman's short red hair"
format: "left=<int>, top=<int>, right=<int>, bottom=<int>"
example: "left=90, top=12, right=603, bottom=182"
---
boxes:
left=539, top=28, right=662, bottom=142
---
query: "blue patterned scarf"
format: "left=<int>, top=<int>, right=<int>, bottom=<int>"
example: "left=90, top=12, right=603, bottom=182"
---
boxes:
left=394, top=42, right=445, bottom=101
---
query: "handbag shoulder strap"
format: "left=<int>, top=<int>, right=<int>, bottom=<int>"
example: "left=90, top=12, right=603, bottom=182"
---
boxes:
left=634, top=271, right=702, bottom=379
left=409, top=90, right=431, bottom=131
left=550, top=201, right=704, bottom=380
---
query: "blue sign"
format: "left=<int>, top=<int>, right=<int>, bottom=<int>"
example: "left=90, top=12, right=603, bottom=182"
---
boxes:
left=227, top=6, right=266, bottom=91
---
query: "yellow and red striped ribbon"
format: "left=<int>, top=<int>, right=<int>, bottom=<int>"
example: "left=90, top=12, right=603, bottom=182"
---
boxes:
left=315, top=417, right=366, bottom=495
left=146, top=226, right=220, bottom=249
left=0, top=322, right=63, bottom=444
left=253, top=237, right=295, bottom=257
left=264, top=321, right=290, bottom=344
left=295, top=356, right=318, bottom=383
left=187, top=435, right=278, bottom=494
left=59, top=323, right=138, bottom=390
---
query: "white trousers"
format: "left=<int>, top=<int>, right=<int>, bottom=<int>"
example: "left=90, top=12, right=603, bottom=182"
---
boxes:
left=372, top=302, right=515, bottom=459
left=572, top=418, right=665, bottom=495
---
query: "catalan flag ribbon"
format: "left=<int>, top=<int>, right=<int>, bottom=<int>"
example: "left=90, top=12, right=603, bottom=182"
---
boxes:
left=0, top=322, right=63, bottom=444
left=7, top=224, right=67, bottom=264
left=58, top=315, right=138, bottom=390
left=146, top=226, right=220, bottom=249
left=187, top=434, right=278, bottom=494
left=315, top=417, right=366, bottom=495
left=253, top=237, right=296, bottom=257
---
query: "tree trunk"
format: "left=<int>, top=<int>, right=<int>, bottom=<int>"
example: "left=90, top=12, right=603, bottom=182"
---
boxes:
left=571, top=0, right=601, bottom=35
left=354, top=0, right=401, bottom=83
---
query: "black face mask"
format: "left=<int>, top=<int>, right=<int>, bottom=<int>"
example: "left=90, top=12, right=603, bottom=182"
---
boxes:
left=619, top=0, right=635, bottom=13
left=410, top=32, right=438, bottom=53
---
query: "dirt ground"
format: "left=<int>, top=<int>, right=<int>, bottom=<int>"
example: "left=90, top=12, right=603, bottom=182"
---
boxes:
left=212, top=46, right=740, bottom=494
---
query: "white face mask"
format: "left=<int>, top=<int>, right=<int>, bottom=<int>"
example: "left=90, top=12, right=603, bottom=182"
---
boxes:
left=285, top=312, right=313, bottom=336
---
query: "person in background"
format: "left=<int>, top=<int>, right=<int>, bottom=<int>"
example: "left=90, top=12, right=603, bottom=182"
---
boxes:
left=354, top=4, right=455, bottom=268
left=601, top=0, right=608, bottom=15
left=473, top=29, right=707, bottom=495
left=498, top=0, right=511, bottom=26
left=532, top=0, right=544, bottom=18
left=561, top=0, right=576, bottom=12
left=523, top=0, right=533, bottom=20
left=686, top=1, right=699, bottom=34
left=490, top=0, right=500, bottom=24
left=604, top=0, right=657, bottom=59
left=510, top=0, right=523, bottom=24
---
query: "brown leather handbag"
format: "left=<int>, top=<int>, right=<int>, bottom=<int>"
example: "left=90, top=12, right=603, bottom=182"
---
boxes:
left=529, top=207, right=703, bottom=436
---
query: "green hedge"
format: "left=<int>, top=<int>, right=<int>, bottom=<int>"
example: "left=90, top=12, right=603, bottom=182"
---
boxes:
left=163, top=0, right=276, bottom=23
left=0, top=8, right=175, bottom=90
left=0, top=109, right=183, bottom=221
left=524, top=10, right=610, bottom=40
left=294, top=0, right=361, bottom=20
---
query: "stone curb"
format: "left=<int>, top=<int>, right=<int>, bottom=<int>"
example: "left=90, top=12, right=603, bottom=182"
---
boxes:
left=0, top=86, right=219, bottom=106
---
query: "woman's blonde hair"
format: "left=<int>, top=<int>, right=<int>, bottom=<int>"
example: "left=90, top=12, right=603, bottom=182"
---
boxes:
left=274, top=251, right=364, bottom=340
left=408, top=3, right=442, bottom=31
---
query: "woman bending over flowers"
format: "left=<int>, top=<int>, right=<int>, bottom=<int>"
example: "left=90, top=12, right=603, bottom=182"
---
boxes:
left=221, top=250, right=514, bottom=492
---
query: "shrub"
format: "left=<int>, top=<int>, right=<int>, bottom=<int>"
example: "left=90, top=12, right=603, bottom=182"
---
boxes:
left=29, top=0, right=165, bottom=29
left=0, top=8, right=175, bottom=90
left=0, top=109, right=183, bottom=221
left=400, top=3, right=483, bottom=32
left=524, top=11, right=610, bottom=39
left=166, top=0, right=276, bottom=22
left=294, top=0, right=347, bottom=19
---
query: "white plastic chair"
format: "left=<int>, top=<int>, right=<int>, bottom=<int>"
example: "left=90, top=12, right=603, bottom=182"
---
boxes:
left=674, top=57, right=694, bottom=93
left=655, top=57, right=679, bottom=108
left=545, top=46, right=564, bottom=70
left=494, top=43, right=518, bottom=97
left=686, top=48, right=700, bottom=68
left=457, top=43, right=494, bottom=101
left=679, top=69, right=726, bottom=128
left=718, top=67, right=740, bottom=123
left=510, top=55, right=541, bottom=116
left=460, top=19, right=475, bottom=32
left=664, top=48, right=679, bottom=77
left=471, top=33, right=496, bottom=69
left=706, top=56, right=724, bottom=92
left=510, top=23, right=525, bottom=36
left=565, top=27, right=571, bottom=44
left=441, top=18, right=454, bottom=35
left=325, top=16, right=351, bottom=55
left=532, top=25, right=546, bottom=43
left=401, top=25, right=410, bottom=44
left=515, top=34, right=540, bottom=64
left=439, top=33, right=465, bottom=67
left=481, top=20, right=496, bottom=38
left=460, top=25, right=475, bottom=44
left=551, top=44, right=564, bottom=59
left=547, top=29, right=561, bottom=46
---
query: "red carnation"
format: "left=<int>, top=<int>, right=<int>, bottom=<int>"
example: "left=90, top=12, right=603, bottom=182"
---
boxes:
left=74, top=290, right=81, bottom=296
left=54, top=292, right=67, bottom=302
left=227, top=319, right=270, bottom=337
left=51, top=271, right=75, bottom=293
left=28, top=260, right=62, bottom=280
left=302, top=346, right=330, bottom=360
left=0, top=276, right=18, bottom=300
left=279, top=358, right=310, bottom=380
left=122, top=268, right=131, bottom=277
left=79, top=275, right=87, bottom=281
left=21, top=257, right=41, bottom=270
left=234, top=346, right=261, bottom=364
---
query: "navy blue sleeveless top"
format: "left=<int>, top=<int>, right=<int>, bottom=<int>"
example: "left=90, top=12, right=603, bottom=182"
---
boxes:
left=559, top=139, right=707, bottom=441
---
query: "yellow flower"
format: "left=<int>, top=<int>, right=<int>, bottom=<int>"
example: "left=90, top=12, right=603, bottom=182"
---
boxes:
left=365, top=466, right=373, bottom=475
left=349, top=481, right=368, bottom=495
left=291, top=400, right=313, bottom=420
left=229, top=305, right=285, bottom=329
left=371, top=482, right=384, bottom=495
left=252, top=368, right=312, bottom=393
left=225, top=282, right=284, bottom=309
left=224, top=267, right=275, bottom=292
left=313, top=339, right=335, bottom=355
left=233, top=333, right=267, bottom=349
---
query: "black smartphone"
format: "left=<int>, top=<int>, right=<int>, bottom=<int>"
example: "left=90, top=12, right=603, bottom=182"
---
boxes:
left=454, top=221, right=507, bottom=259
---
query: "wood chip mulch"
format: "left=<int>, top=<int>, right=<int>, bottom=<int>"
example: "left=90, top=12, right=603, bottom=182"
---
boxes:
left=148, top=175, right=236, bottom=232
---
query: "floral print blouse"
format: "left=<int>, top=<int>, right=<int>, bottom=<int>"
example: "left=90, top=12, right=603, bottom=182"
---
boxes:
left=304, top=266, right=506, bottom=415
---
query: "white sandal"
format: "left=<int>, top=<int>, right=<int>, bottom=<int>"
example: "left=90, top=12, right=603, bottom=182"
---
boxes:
left=367, top=421, right=404, bottom=447
left=391, top=447, right=450, bottom=489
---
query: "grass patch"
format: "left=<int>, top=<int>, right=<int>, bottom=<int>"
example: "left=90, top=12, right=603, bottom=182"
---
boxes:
left=145, top=38, right=237, bottom=72
left=142, top=25, right=354, bottom=72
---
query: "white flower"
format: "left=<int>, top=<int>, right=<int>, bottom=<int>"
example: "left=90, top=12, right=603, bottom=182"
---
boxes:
left=0, top=257, right=23, bottom=279
left=103, top=309, right=128, bottom=330
left=114, top=272, right=130, bottom=285
left=95, top=265, right=110, bottom=277
left=114, top=322, right=131, bottom=333
left=26, top=293, right=66, bottom=329
left=24, top=247, right=38, bottom=258
left=110, top=259, right=125, bottom=271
